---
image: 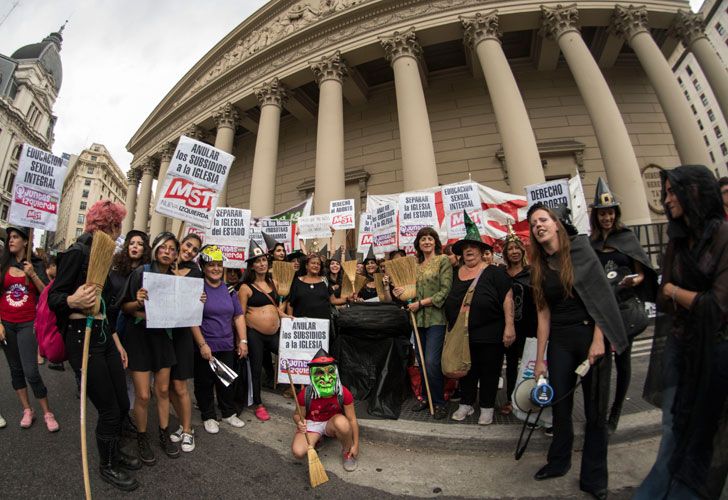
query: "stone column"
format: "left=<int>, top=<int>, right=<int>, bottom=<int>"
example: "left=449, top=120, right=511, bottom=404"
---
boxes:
left=133, top=159, right=155, bottom=232
left=249, top=78, right=287, bottom=217
left=121, top=168, right=139, bottom=235
left=671, top=10, right=728, bottom=125
left=462, top=12, right=545, bottom=192
left=541, top=4, right=651, bottom=224
left=611, top=6, right=710, bottom=166
left=213, top=103, right=239, bottom=206
left=149, top=143, right=174, bottom=237
left=381, top=28, right=439, bottom=191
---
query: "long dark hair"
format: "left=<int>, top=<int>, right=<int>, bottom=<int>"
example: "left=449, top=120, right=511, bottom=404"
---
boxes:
left=298, top=253, right=324, bottom=277
left=243, top=255, right=277, bottom=295
left=112, top=233, right=151, bottom=277
left=414, top=227, right=442, bottom=263
left=326, top=258, right=342, bottom=287
left=528, top=206, right=574, bottom=311
left=0, top=229, right=28, bottom=281
left=589, top=206, right=624, bottom=241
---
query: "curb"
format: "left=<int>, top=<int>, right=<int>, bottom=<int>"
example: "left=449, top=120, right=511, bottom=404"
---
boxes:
left=259, top=391, right=662, bottom=452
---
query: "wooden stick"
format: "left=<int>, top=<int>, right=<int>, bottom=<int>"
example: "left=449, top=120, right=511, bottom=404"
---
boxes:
left=410, top=311, right=434, bottom=416
left=25, top=228, right=34, bottom=285
left=80, top=316, right=93, bottom=500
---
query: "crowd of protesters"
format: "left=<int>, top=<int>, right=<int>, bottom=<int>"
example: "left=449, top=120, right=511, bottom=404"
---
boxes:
left=0, top=168, right=725, bottom=499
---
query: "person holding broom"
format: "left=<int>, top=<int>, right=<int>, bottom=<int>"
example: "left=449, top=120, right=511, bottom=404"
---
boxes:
left=291, top=348, right=359, bottom=472
left=48, top=200, right=141, bottom=491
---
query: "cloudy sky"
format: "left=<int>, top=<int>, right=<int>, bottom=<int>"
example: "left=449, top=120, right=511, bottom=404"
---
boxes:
left=1, top=0, right=704, bottom=173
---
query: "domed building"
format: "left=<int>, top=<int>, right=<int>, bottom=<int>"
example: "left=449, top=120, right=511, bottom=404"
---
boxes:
left=125, top=0, right=727, bottom=237
left=0, top=27, right=64, bottom=225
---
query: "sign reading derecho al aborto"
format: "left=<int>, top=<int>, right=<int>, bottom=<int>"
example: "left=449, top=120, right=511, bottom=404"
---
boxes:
left=155, top=135, right=234, bottom=228
left=8, top=144, right=68, bottom=231
left=329, top=199, right=355, bottom=230
left=143, top=272, right=204, bottom=328
left=277, top=317, right=330, bottom=385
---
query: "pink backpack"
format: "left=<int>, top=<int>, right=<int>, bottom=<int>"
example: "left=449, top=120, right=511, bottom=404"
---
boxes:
left=35, top=279, right=67, bottom=363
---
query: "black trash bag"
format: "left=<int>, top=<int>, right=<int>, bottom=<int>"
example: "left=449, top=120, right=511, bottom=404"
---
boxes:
left=334, top=303, right=411, bottom=419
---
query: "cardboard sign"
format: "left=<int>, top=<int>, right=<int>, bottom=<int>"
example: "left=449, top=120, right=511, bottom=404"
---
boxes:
left=8, top=144, right=68, bottom=231
left=206, top=207, right=251, bottom=247
left=251, top=218, right=294, bottom=253
left=356, top=212, right=373, bottom=256
left=525, top=179, right=571, bottom=210
left=441, top=182, right=479, bottom=214
left=371, top=202, right=397, bottom=253
left=155, top=135, right=234, bottom=228
left=329, top=199, right=355, bottom=230
left=398, top=192, right=437, bottom=246
left=297, top=214, right=332, bottom=240
left=277, top=318, right=330, bottom=385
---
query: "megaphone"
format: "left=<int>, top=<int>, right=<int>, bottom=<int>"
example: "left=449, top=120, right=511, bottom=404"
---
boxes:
left=513, top=376, right=554, bottom=413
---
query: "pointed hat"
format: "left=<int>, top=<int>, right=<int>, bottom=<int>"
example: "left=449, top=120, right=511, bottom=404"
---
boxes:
left=261, top=231, right=278, bottom=252
left=452, top=211, right=491, bottom=255
left=591, top=177, right=620, bottom=209
left=245, top=238, right=267, bottom=263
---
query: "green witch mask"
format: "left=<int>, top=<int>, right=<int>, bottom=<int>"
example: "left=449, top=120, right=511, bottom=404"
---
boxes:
left=310, top=365, right=337, bottom=398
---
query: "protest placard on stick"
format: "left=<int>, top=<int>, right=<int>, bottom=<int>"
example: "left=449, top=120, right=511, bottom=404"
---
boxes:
left=398, top=192, right=437, bottom=247
left=329, top=199, right=355, bottom=230
left=277, top=318, right=330, bottom=385
left=297, top=214, right=333, bottom=240
left=206, top=207, right=251, bottom=247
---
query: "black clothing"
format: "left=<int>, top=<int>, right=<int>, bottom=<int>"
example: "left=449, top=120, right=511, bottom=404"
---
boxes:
left=595, top=249, right=631, bottom=272
left=171, top=266, right=203, bottom=381
left=460, top=342, right=505, bottom=408
left=176, top=260, right=203, bottom=278
left=327, top=273, right=343, bottom=298
left=288, top=278, right=331, bottom=320
left=246, top=284, right=278, bottom=308
left=358, top=284, right=378, bottom=301
left=444, top=266, right=511, bottom=343
left=248, top=328, right=280, bottom=405
left=193, top=349, right=236, bottom=420
left=509, top=266, right=537, bottom=340
left=108, top=269, right=129, bottom=337
left=543, top=267, right=591, bottom=331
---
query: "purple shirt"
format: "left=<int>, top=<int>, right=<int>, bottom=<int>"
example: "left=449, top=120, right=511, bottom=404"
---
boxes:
left=200, top=281, right=243, bottom=352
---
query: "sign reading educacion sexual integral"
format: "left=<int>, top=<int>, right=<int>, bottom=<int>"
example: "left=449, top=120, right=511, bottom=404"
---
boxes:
left=8, top=144, right=68, bottom=231
left=277, top=317, right=330, bottom=385
left=398, top=192, right=437, bottom=247
left=155, top=136, right=234, bottom=228
left=205, top=207, right=251, bottom=247
left=329, top=199, right=355, bottom=230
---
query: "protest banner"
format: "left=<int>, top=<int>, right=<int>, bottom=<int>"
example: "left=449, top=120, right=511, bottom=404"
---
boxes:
left=277, top=317, right=330, bottom=385
left=219, top=245, right=246, bottom=269
left=143, top=273, right=204, bottom=328
left=155, top=135, right=234, bottom=228
left=371, top=202, right=398, bottom=253
left=398, top=192, right=437, bottom=247
left=441, top=182, right=480, bottom=214
left=8, top=144, right=68, bottom=231
left=206, top=207, right=251, bottom=247
left=269, top=195, right=313, bottom=222
left=251, top=218, right=294, bottom=253
left=525, top=178, right=571, bottom=211
left=446, top=209, right=487, bottom=240
left=183, top=223, right=207, bottom=240
left=297, top=214, right=332, bottom=240
left=356, top=212, right=373, bottom=257
left=329, top=199, right=355, bottom=230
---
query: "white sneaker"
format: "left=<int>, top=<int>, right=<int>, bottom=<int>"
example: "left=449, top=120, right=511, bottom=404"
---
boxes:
left=169, top=425, right=183, bottom=443
left=478, top=408, right=494, bottom=425
left=451, top=404, right=474, bottom=421
left=181, top=431, right=195, bottom=452
left=222, top=415, right=245, bottom=428
left=203, top=419, right=219, bottom=434
left=0, top=413, right=5, bottom=428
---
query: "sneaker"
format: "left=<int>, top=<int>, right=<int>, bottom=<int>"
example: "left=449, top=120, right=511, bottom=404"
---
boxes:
left=203, top=419, right=219, bottom=434
left=137, top=432, right=156, bottom=466
left=451, top=404, right=474, bottom=421
left=222, top=415, right=246, bottom=428
left=342, top=451, right=357, bottom=472
left=169, top=425, right=183, bottom=443
left=254, top=406, right=270, bottom=422
left=180, top=431, right=195, bottom=452
left=543, top=426, right=554, bottom=437
left=159, top=427, right=180, bottom=458
left=0, top=413, right=6, bottom=428
left=44, top=412, right=60, bottom=432
left=478, top=408, right=494, bottom=425
left=20, top=408, right=35, bottom=429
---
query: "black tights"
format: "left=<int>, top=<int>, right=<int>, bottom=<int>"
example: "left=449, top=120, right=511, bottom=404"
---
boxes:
left=612, top=339, right=633, bottom=412
left=461, top=342, right=505, bottom=408
left=247, top=329, right=279, bottom=405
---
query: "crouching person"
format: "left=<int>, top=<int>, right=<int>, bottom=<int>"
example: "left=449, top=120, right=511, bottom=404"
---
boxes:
left=291, top=349, right=359, bottom=472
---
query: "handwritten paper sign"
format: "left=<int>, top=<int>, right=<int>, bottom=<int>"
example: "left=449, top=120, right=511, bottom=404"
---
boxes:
left=155, top=135, right=234, bottom=228
left=329, top=199, right=355, bottom=230
left=441, top=182, right=479, bottom=214
left=277, top=317, right=330, bottom=385
left=143, top=273, right=204, bottom=328
left=8, top=145, right=68, bottom=231
left=297, top=214, right=332, bottom=240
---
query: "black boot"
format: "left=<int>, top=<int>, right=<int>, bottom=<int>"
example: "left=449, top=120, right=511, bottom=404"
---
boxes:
left=116, top=437, right=142, bottom=471
left=137, top=431, right=156, bottom=466
left=607, top=404, right=622, bottom=435
left=121, top=414, right=138, bottom=439
left=98, top=436, right=139, bottom=491
left=159, top=426, right=180, bottom=459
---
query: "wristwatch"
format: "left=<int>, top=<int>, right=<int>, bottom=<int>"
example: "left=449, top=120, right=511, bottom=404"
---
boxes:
left=239, top=339, right=248, bottom=345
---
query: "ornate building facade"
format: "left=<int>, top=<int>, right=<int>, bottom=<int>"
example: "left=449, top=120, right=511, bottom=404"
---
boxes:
left=126, top=0, right=728, bottom=234
left=51, top=143, right=127, bottom=251
left=0, top=28, right=63, bottom=226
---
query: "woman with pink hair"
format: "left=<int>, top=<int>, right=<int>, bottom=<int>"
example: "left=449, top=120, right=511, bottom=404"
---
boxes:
left=49, top=200, right=141, bottom=491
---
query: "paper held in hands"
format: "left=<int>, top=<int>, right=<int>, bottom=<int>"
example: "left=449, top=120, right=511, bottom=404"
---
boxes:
left=143, top=273, right=204, bottom=328
left=209, top=357, right=238, bottom=387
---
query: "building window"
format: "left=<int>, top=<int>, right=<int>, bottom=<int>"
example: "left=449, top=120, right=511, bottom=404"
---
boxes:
left=700, top=93, right=709, bottom=106
left=684, top=90, right=691, bottom=101
left=0, top=204, right=7, bottom=221
left=708, top=109, right=716, bottom=121
left=704, top=135, right=710, bottom=146
left=5, top=172, right=15, bottom=192
left=691, top=104, right=698, bottom=115
left=84, top=179, right=92, bottom=186
left=82, top=189, right=89, bottom=198
left=87, top=166, right=94, bottom=174
left=12, top=144, right=21, bottom=159
left=716, top=22, right=725, bottom=36
left=709, top=151, right=716, bottom=162
left=80, top=201, right=87, bottom=210
left=76, top=228, right=83, bottom=238
left=686, top=65, right=693, bottom=76
left=698, top=119, right=704, bottom=130
left=693, top=79, right=701, bottom=91
left=677, top=76, right=683, bottom=86
left=721, top=143, right=728, bottom=155
left=91, top=155, right=97, bottom=161
left=716, top=126, right=723, bottom=139
left=77, top=214, right=85, bottom=224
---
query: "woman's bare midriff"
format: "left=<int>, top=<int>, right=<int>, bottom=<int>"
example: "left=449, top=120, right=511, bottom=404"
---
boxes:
left=246, top=305, right=280, bottom=335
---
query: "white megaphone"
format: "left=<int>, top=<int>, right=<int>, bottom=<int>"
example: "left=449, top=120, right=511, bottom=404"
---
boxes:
left=513, top=376, right=554, bottom=413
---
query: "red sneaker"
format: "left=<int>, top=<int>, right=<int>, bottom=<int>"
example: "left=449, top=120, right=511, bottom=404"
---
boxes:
left=44, top=412, right=60, bottom=432
left=255, top=405, right=270, bottom=422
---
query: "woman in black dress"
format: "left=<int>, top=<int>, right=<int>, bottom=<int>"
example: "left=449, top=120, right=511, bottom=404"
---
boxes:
left=285, top=254, right=336, bottom=320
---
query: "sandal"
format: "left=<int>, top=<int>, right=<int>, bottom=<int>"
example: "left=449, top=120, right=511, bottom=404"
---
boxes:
left=499, top=402, right=513, bottom=415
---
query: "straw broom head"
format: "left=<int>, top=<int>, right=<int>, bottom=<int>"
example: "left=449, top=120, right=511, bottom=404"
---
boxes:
left=307, top=446, right=329, bottom=487
left=340, top=274, right=354, bottom=298
left=385, top=255, right=418, bottom=302
left=354, top=274, right=367, bottom=296
left=272, top=261, right=296, bottom=297
left=374, top=272, right=386, bottom=301
left=85, top=230, right=117, bottom=316
left=341, top=260, right=358, bottom=285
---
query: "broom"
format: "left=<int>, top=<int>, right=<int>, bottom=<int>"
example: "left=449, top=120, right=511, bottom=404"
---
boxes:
left=81, top=230, right=117, bottom=500
left=385, top=255, right=434, bottom=415
left=341, top=260, right=358, bottom=287
left=354, top=274, right=368, bottom=297
left=272, top=260, right=296, bottom=306
left=284, top=360, right=329, bottom=488
left=340, top=273, right=354, bottom=298
left=373, top=272, right=386, bottom=302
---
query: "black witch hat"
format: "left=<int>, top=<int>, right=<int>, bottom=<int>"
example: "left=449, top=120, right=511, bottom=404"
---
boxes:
left=245, top=238, right=267, bottom=263
left=308, top=348, right=337, bottom=367
left=261, top=231, right=278, bottom=252
left=363, top=245, right=376, bottom=263
left=591, top=177, right=620, bottom=209
left=330, top=246, right=343, bottom=263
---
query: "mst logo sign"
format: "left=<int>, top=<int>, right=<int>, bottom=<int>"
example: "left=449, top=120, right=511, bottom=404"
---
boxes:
left=164, top=178, right=215, bottom=210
